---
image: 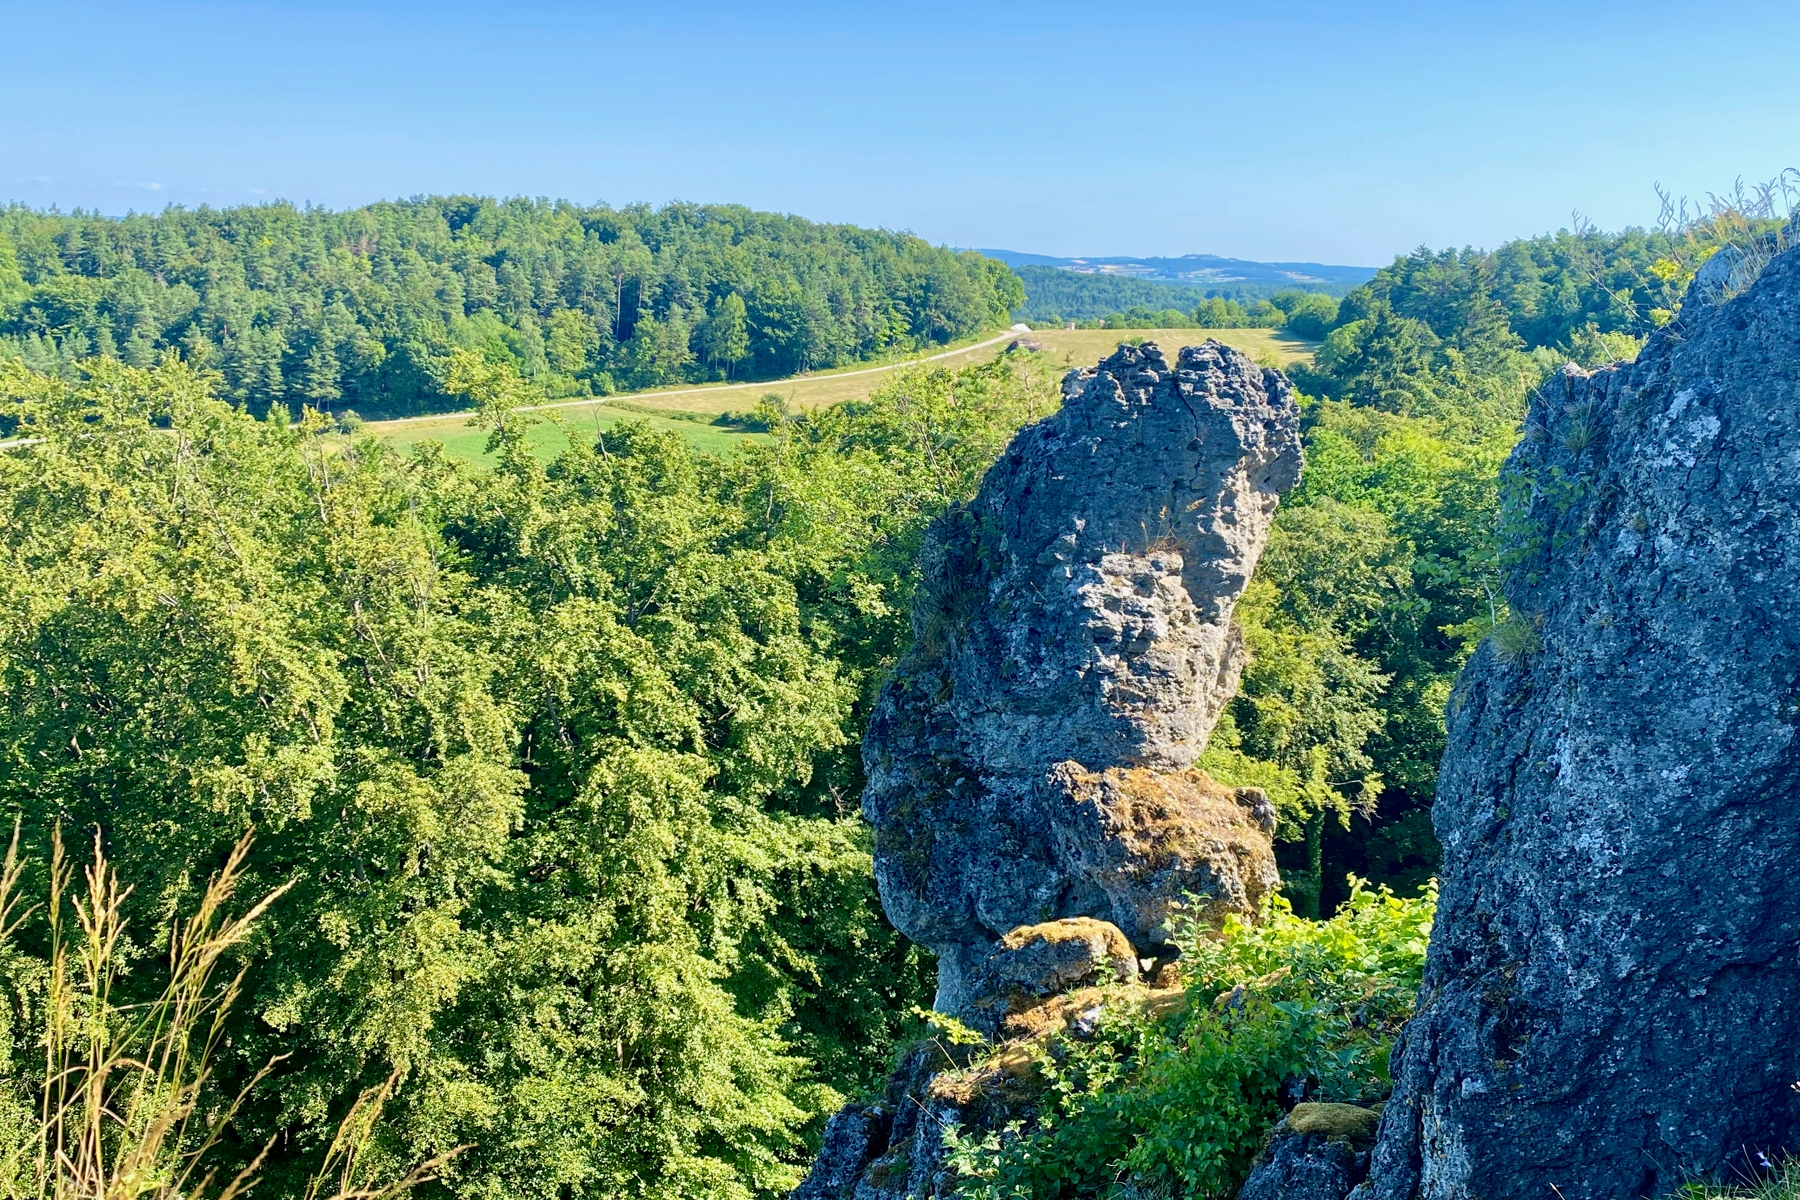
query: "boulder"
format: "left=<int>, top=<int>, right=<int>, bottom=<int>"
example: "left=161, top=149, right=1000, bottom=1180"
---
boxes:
left=1358, top=242, right=1800, bottom=1198
left=862, top=340, right=1302, bottom=1013
left=963, top=917, right=1139, bottom=1036
left=1239, top=1104, right=1380, bottom=1200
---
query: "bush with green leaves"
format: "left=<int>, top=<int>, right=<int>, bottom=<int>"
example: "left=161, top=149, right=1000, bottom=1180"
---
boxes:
left=944, top=881, right=1434, bottom=1200
left=0, top=347, right=1075, bottom=1198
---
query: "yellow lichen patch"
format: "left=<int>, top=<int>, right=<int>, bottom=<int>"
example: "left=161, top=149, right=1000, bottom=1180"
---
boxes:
left=927, top=1040, right=1049, bottom=1107
left=925, top=1066, right=983, bottom=1106
left=1055, top=766, right=1279, bottom=931
left=998, top=982, right=1190, bottom=1043
left=999, top=916, right=1138, bottom=960
left=1104, top=767, right=1272, bottom=873
left=1288, top=1102, right=1381, bottom=1143
left=970, top=918, right=1141, bottom=1026
left=940, top=982, right=1197, bottom=1112
left=991, top=1040, right=1040, bottom=1082
left=1000, top=984, right=1107, bottom=1039
left=1140, top=985, right=1188, bottom=1020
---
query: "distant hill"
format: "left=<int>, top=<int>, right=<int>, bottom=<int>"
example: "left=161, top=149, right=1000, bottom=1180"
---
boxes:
left=1001, top=268, right=1223, bottom=323
left=981, top=249, right=1374, bottom=322
left=979, top=249, right=1375, bottom=291
left=0, top=199, right=1024, bottom=420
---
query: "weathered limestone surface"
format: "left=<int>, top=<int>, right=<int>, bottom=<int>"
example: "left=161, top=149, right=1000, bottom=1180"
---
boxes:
left=862, top=340, right=1302, bottom=1013
left=1240, top=1104, right=1382, bottom=1200
left=792, top=340, right=1302, bottom=1199
left=961, top=916, right=1140, bottom=1038
left=1357, top=242, right=1800, bottom=1199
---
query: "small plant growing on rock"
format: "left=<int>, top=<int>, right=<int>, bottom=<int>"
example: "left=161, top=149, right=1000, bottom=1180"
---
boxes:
left=942, top=880, right=1433, bottom=1200
left=1675, top=1156, right=1800, bottom=1200
left=1490, top=612, right=1543, bottom=663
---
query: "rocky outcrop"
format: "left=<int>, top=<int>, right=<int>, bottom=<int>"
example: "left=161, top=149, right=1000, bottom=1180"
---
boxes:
left=962, top=917, right=1140, bottom=1038
left=791, top=1042, right=967, bottom=1200
left=862, top=340, right=1302, bottom=1014
left=1240, top=1104, right=1381, bottom=1200
left=791, top=1106, right=888, bottom=1200
left=794, top=340, right=1302, bottom=1199
left=1357, top=243, right=1800, bottom=1199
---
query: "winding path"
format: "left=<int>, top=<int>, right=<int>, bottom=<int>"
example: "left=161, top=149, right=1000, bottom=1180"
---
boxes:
left=373, top=327, right=1030, bottom=426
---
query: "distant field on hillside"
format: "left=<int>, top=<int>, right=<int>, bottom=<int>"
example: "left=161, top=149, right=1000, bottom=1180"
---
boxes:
left=1025, top=327, right=1317, bottom=372
left=588, top=329, right=1018, bottom=417
left=374, top=403, right=761, bottom=466
left=561, top=326, right=1314, bottom=417
left=367, top=326, right=1318, bottom=467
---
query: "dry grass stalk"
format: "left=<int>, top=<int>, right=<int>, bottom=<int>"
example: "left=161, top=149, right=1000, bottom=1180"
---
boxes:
left=0, top=820, right=463, bottom=1200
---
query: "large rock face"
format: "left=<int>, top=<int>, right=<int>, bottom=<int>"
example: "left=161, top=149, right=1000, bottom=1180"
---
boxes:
left=862, top=340, right=1302, bottom=1013
left=1359, top=242, right=1800, bottom=1199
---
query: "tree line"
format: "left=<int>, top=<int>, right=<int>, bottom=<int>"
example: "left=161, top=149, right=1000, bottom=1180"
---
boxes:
left=0, top=198, right=1024, bottom=419
left=1231, top=213, right=1778, bottom=911
left=1008, top=262, right=1356, bottom=324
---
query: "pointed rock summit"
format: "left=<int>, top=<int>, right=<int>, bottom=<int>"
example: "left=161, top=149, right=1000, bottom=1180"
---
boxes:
left=861, top=340, right=1303, bottom=1015
left=1358, top=237, right=1800, bottom=1198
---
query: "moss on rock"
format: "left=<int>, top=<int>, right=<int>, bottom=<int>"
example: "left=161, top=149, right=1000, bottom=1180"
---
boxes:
left=1288, top=1101, right=1381, bottom=1144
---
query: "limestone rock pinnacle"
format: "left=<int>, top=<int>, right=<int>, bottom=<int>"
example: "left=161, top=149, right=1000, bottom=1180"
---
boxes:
left=861, top=339, right=1302, bottom=1013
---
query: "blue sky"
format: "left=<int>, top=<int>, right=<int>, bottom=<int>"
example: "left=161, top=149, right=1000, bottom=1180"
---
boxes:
left=5, top=0, right=1798, bottom=265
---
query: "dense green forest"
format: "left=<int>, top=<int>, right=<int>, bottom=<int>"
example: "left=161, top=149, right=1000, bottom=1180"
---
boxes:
left=0, top=199, right=1023, bottom=419
left=0, top=206, right=1764, bottom=1198
left=1249, top=220, right=1727, bottom=910
left=1063, top=289, right=1342, bottom=337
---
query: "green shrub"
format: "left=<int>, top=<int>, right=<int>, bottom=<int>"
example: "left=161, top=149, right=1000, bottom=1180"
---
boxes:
left=944, top=881, right=1434, bottom=1200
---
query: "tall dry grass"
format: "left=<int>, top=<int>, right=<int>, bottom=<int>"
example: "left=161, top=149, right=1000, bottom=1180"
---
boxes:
left=0, top=822, right=460, bottom=1200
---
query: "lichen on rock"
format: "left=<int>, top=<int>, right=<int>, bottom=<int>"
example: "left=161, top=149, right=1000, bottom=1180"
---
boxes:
left=1356, top=239, right=1800, bottom=1199
left=1239, top=1105, right=1381, bottom=1200
left=862, top=339, right=1303, bottom=1015
left=1287, top=1102, right=1382, bottom=1143
left=794, top=340, right=1303, bottom=1199
left=962, top=916, right=1140, bottom=1038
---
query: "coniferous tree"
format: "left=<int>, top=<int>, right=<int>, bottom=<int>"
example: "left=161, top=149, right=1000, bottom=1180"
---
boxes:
left=0, top=199, right=1022, bottom=417
left=702, top=292, right=751, bottom=379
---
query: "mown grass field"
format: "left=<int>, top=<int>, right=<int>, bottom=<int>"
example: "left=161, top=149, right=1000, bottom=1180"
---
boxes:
left=373, top=403, right=760, bottom=465
left=366, top=326, right=1320, bottom=467
left=1026, top=326, right=1316, bottom=372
